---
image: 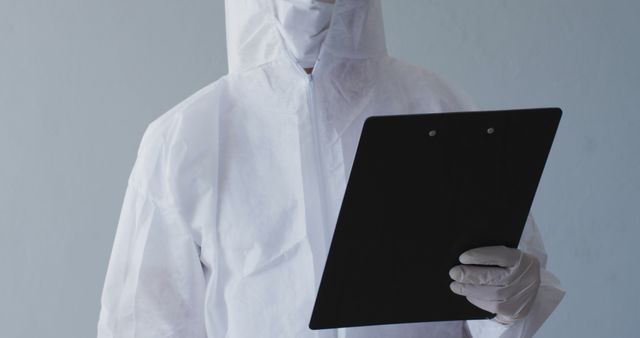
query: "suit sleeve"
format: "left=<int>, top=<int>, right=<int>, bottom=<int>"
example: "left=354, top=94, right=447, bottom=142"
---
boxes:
left=97, top=120, right=208, bottom=338
left=426, top=74, right=566, bottom=338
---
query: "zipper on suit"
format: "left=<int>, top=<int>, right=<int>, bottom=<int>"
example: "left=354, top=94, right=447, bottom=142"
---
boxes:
left=285, top=50, right=339, bottom=337
left=304, top=73, right=342, bottom=338
left=304, top=74, right=331, bottom=271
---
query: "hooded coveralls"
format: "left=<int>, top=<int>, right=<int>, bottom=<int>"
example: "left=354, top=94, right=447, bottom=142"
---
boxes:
left=98, top=1, right=564, bottom=337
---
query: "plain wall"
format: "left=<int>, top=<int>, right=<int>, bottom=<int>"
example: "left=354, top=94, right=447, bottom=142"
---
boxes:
left=1, top=1, right=638, bottom=337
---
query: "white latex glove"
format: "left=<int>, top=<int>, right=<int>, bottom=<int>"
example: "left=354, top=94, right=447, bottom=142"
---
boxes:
left=449, top=246, right=541, bottom=325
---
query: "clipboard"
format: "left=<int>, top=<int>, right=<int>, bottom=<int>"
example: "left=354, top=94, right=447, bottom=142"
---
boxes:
left=309, top=108, right=562, bottom=330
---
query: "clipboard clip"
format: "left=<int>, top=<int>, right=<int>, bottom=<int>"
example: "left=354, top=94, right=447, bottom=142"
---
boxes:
left=427, top=127, right=496, bottom=137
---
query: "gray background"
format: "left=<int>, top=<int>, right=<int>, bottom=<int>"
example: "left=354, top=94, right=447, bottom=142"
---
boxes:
left=1, top=0, right=638, bottom=337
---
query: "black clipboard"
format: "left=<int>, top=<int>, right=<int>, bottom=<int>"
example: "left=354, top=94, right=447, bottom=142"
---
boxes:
left=309, top=108, right=562, bottom=330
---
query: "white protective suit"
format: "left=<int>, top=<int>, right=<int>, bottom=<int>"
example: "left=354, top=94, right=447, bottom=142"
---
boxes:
left=97, top=0, right=564, bottom=337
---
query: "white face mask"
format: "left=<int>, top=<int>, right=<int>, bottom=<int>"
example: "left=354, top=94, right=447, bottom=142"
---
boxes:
left=274, top=0, right=335, bottom=69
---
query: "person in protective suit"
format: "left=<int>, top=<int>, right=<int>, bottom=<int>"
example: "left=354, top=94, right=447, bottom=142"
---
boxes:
left=98, top=1, right=564, bottom=337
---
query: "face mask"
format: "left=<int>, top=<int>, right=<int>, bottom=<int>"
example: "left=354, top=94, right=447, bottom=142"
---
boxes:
left=274, top=0, right=335, bottom=69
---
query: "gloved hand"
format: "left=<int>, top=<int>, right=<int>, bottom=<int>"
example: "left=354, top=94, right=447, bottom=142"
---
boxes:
left=448, top=246, right=541, bottom=325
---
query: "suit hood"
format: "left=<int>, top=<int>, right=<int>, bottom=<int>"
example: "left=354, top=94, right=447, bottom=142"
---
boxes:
left=224, top=0, right=387, bottom=73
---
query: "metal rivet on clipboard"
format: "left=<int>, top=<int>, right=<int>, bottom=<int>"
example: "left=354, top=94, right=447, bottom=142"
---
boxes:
left=428, top=130, right=437, bottom=137
left=487, top=127, right=495, bottom=134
